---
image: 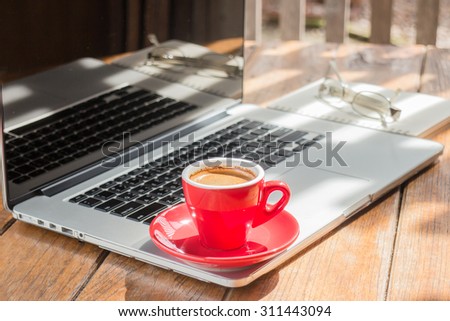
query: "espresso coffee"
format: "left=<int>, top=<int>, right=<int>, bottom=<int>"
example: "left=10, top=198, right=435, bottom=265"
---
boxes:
left=190, top=166, right=256, bottom=186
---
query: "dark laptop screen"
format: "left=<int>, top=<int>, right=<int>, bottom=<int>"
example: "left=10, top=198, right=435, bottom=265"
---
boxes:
left=0, top=0, right=244, bottom=207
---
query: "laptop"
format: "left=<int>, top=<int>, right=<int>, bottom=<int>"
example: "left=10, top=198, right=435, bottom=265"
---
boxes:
left=0, top=1, right=443, bottom=287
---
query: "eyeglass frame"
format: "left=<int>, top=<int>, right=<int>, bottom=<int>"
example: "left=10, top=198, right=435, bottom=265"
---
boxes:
left=317, top=61, right=401, bottom=124
left=145, top=47, right=243, bottom=78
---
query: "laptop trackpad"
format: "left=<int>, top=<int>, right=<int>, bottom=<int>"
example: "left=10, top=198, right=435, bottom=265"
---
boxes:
left=269, top=166, right=372, bottom=223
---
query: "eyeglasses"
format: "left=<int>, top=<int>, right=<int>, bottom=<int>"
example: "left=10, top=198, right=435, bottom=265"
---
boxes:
left=145, top=45, right=243, bottom=79
left=318, top=61, right=401, bottom=124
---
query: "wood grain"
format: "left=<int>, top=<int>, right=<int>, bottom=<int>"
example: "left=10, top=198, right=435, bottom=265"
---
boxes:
left=228, top=41, right=426, bottom=300
left=76, top=253, right=227, bottom=301
left=369, top=0, right=393, bottom=44
left=0, top=200, right=14, bottom=235
left=0, top=222, right=104, bottom=300
left=2, top=43, right=448, bottom=301
left=387, top=47, right=450, bottom=300
left=416, top=0, right=440, bottom=45
left=243, top=41, right=338, bottom=106
left=419, top=48, right=450, bottom=97
left=227, top=192, right=400, bottom=300
left=324, top=0, right=350, bottom=43
left=280, top=0, right=306, bottom=41
left=334, top=44, right=425, bottom=91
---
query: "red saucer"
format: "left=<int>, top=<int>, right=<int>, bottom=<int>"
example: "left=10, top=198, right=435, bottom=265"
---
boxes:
left=149, top=203, right=299, bottom=269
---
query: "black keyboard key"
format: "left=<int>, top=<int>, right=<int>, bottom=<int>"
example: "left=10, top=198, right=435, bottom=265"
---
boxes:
left=95, top=190, right=115, bottom=200
left=59, top=156, right=75, bottom=164
left=293, top=140, right=316, bottom=152
left=15, top=164, right=36, bottom=174
left=276, top=149, right=294, bottom=157
left=126, top=203, right=167, bottom=222
left=100, top=181, right=116, bottom=189
left=44, top=163, right=60, bottom=171
left=69, top=194, right=87, bottom=203
left=95, top=199, right=124, bottom=212
left=129, top=168, right=145, bottom=176
left=85, top=187, right=102, bottom=196
left=242, top=121, right=263, bottom=129
left=241, top=134, right=258, bottom=141
left=259, top=162, right=271, bottom=170
left=28, top=169, right=46, bottom=177
left=118, top=192, right=138, bottom=201
left=230, top=128, right=248, bottom=135
left=79, top=198, right=102, bottom=208
left=163, top=182, right=181, bottom=191
left=263, top=154, right=285, bottom=166
left=131, top=185, right=153, bottom=195
left=111, top=201, right=143, bottom=217
left=146, top=177, right=167, bottom=187
left=136, top=194, right=158, bottom=204
left=159, top=172, right=178, bottom=182
left=260, top=123, right=277, bottom=130
left=270, top=128, right=293, bottom=137
left=313, top=134, right=325, bottom=141
left=250, top=128, right=268, bottom=136
left=278, top=130, right=308, bottom=143
left=160, top=195, right=182, bottom=206
left=256, top=146, right=275, bottom=155
left=172, top=189, right=185, bottom=198
left=109, top=184, right=129, bottom=194
left=143, top=216, right=156, bottom=225
left=151, top=188, right=171, bottom=198
left=114, top=174, right=131, bottom=182
left=124, top=177, right=143, bottom=186
left=243, top=153, right=262, bottom=162
left=257, top=134, right=275, bottom=143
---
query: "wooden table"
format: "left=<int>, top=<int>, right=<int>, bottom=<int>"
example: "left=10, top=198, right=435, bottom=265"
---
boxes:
left=1, top=42, right=449, bottom=301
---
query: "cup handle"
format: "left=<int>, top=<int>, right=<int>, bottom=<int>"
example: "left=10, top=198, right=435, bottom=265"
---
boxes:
left=252, top=180, right=291, bottom=228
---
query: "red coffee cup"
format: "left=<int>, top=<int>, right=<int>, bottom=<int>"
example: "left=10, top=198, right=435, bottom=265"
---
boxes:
left=181, top=158, right=291, bottom=250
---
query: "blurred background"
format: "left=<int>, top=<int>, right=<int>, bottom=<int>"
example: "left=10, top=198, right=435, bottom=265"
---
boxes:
left=260, top=0, right=450, bottom=47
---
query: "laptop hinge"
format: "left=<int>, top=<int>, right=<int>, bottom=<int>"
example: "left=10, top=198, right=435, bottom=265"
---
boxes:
left=342, top=195, right=372, bottom=218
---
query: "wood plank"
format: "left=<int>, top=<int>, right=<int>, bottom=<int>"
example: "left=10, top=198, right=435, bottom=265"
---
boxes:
left=0, top=222, right=104, bottom=300
left=418, top=47, right=450, bottom=97
left=0, top=199, right=14, bottom=235
left=208, top=0, right=245, bottom=42
left=370, top=0, right=392, bottom=44
left=243, top=41, right=338, bottom=106
left=416, top=0, right=440, bottom=45
left=245, top=0, right=262, bottom=43
left=228, top=42, right=426, bottom=300
left=333, top=44, right=425, bottom=92
left=387, top=47, right=450, bottom=300
left=227, top=192, right=400, bottom=300
left=142, top=0, right=171, bottom=43
left=280, top=0, right=306, bottom=40
left=125, top=0, right=143, bottom=51
left=324, top=0, right=350, bottom=43
left=76, top=253, right=227, bottom=300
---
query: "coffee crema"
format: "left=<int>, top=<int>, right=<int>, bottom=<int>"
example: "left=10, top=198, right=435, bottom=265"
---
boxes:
left=189, top=166, right=256, bottom=186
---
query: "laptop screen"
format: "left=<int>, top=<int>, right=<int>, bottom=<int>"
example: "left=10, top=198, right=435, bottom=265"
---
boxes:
left=0, top=0, right=244, bottom=207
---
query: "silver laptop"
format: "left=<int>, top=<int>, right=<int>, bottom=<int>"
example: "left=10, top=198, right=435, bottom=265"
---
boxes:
left=0, top=1, right=443, bottom=287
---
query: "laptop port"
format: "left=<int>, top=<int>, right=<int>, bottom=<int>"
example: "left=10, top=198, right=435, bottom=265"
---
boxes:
left=37, top=219, right=45, bottom=226
left=49, top=223, right=56, bottom=229
left=61, top=227, right=73, bottom=235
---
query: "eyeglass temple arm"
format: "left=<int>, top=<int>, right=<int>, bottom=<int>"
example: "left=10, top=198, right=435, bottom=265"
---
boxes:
left=147, top=53, right=242, bottom=77
left=327, top=61, right=345, bottom=83
left=388, top=89, right=402, bottom=120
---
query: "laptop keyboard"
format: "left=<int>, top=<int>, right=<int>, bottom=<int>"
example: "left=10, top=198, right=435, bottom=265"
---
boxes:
left=4, top=86, right=198, bottom=184
left=68, top=119, right=325, bottom=225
